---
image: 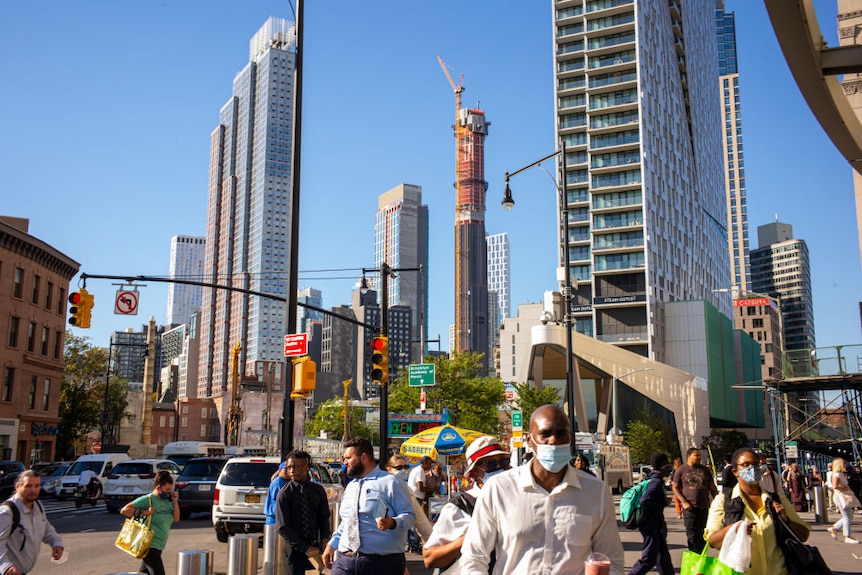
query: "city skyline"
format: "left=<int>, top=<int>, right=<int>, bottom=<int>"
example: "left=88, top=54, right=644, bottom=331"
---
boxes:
left=2, top=1, right=859, bottom=357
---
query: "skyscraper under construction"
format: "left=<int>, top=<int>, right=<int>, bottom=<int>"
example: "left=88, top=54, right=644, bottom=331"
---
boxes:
left=440, top=60, right=490, bottom=369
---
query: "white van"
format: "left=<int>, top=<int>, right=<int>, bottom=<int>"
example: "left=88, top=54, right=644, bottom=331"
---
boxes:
left=162, top=441, right=227, bottom=469
left=56, top=452, right=130, bottom=500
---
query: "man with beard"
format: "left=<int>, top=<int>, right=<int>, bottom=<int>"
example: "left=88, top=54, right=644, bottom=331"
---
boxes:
left=460, top=405, right=624, bottom=574
left=275, top=450, right=331, bottom=573
left=322, top=437, right=415, bottom=574
left=0, top=470, right=64, bottom=575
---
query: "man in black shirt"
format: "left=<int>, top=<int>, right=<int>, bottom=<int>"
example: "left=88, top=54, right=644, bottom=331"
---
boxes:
left=275, top=450, right=332, bottom=573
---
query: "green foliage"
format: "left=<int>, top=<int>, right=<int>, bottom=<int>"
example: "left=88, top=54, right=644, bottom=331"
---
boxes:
left=701, top=430, right=751, bottom=461
left=624, top=408, right=679, bottom=464
left=388, top=352, right=505, bottom=436
left=306, top=398, right=376, bottom=442
left=510, top=382, right=561, bottom=427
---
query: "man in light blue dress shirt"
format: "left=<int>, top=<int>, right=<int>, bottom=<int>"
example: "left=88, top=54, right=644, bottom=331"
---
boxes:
left=322, top=437, right=416, bottom=574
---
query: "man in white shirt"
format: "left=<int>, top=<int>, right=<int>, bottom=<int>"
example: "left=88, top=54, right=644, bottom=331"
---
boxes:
left=77, top=466, right=97, bottom=490
left=408, top=456, right=433, bottom=507
left=460, top=405, right=624, bottom=575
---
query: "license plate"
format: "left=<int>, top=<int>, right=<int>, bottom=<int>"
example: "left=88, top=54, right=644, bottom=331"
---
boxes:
left=123, top=486, right=133, bottom=493
left=244, top=494, right=260, bottom=503
left=199, top=485, right=211, bottom=492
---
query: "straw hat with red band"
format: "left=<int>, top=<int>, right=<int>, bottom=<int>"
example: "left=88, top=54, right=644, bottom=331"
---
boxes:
left=464, top=436, right=509, bottom=475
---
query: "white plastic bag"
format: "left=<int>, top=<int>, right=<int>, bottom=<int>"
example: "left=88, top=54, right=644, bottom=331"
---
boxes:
left=719, top=521, right=751, bottom=574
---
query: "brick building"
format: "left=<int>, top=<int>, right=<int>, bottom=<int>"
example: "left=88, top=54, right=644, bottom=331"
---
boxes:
left=0, top=217, right=79, bottom=464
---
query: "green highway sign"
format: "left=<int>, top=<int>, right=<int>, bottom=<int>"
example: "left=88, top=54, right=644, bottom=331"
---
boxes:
left=512, top=410, right=523, bottom=432
left=408, top=363, right=436, bottom=387
left=785, top=440, right=798, bottom=459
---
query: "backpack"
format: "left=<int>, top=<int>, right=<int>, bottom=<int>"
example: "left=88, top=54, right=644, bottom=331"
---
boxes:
left=1, top=499, right=43, bottom=551
left=620, top=478, right=654, bottom=529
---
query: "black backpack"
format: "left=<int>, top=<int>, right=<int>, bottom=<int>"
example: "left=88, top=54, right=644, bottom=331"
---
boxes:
left=1, top=499, right=43, bottom=551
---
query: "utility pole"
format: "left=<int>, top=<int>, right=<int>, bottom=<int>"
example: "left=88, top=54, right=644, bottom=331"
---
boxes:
left=140, top=317, right=157, bottom=453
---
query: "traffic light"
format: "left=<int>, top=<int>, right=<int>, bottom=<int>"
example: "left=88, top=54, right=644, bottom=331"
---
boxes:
left=370, top=335, right=389, bottom=383
left=291, top=356, right=317, bottom=398
left=68, top=289, right=94, bottom=329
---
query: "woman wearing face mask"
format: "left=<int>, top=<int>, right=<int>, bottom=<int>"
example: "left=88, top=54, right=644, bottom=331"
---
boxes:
left=120, top=470, right=180, bottom=575
left=423, top=436, right=511, bottom=574
left=386, top=455, right=433, bottom=544
left=705, top=448, right=810, bottom=575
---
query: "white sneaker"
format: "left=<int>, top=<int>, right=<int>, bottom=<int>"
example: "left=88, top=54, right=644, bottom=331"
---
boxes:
left=845, top=537, right=859, bottom=544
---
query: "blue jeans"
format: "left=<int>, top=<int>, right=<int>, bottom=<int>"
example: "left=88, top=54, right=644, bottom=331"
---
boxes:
left=834, top=503, right=854, bottom=537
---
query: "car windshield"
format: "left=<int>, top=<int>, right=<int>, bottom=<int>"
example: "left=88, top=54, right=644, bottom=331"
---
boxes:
left=0, top=464, right=22, bottom=474
left=50, top=466, right=70, bottom=477
left=181, top=461, right=226, bottom=480
left=68, top=462, right=100, bottom=475
left=220, top=462, right=278, bottom=487
left=112, top=463, right=152, bottom=475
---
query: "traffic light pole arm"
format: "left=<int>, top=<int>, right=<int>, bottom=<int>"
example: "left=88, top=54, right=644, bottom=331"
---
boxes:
left=79, top=273, right=370, bottom=329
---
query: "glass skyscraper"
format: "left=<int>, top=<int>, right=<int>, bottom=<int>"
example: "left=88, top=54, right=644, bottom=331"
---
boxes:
left=166, top=235, right=205, bottom=327
left=198, top=17, right=296, bottom=398
left=552, top=0, right=730, bottom=360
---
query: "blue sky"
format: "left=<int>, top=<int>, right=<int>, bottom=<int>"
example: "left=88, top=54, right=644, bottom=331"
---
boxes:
left=2, top=1, right=859, bottom=355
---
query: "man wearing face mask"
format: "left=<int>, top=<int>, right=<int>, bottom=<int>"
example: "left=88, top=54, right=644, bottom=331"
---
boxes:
left=460, top=405, right=624, bottom=575
left=422, top=436, right=511, bottom=574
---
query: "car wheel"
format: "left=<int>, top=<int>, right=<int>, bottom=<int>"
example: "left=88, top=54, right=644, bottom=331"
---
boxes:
left=216, top=530, right=229, bottom=543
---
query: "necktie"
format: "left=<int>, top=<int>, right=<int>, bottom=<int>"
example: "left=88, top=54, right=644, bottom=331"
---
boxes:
left=299, top=483, right=313, bottom=540
left=345, top=479, right=363, bottom=551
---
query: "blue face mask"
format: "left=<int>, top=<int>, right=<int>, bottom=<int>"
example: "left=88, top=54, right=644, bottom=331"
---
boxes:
left=737, top=464, right=764, bottom=485
left=158, top=491, right=173, bottom=501
left=533, top=444, right=571, bottom=473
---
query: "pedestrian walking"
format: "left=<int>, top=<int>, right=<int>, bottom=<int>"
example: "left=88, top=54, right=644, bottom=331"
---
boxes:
left=264, top=459, right=290, bottom=525
left=572, top=452, right=595, bottom=476
left=423, top=436, right=511, bottom=574
left=671, top=457, right=683, bottom=519
left=322, top=437, right=416, bottom=574
left=386, top=454, right=432, bottom=553
left=629, top=452, right=674, bottom=575
left=276, top=450, right=332, bottom=573
left=719, top=455, right=736, bottom=496
left=119, top=470, right=180, bottom=575
left=783, top=462, right=807, bottom=512
left=0, top=470, right=64, bottom=575
left=408, top=456, right=434, bottom=511
left=459, top=404, right=624, bottom=574
left=828, top=457, right=860, bottom=544
left=671, top=447, right=717, bottom=552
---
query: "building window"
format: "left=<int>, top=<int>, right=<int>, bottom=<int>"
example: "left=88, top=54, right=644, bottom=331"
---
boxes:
left=8, top=318, right=20, bottom=348
left=45, top=282, right=54, bottom=310
left=2, top=368, right=13, bottom=401
left=160, top=416, right=166, bottom=427
left=54, top=331, right=62, bottom=359
left=41, top=327, right=49, bottom=355
left=752, top=318, right=764, bottom=328
left=201, top=424, right=207, bottom=437
left=57, top=288, right=65, bottom=314
left=32, top=275, right=40, bottom=304
left=169, top=416, right=175, bottom=427
left=13, top=268, right=23, bottom=299
left=182, top=405, right=188, bottom=414
left=42, top=379, right=50, bottom=411
left=181, top=417, right=188, bottom=428
left=27, top=322, right=36, bottom=352
left=201, top=407, right=207, bottom=419
left=29, top=376, right=37, bottom=409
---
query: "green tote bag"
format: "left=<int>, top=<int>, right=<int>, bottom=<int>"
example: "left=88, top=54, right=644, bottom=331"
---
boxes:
left=680, top=543, right=740, bottom=575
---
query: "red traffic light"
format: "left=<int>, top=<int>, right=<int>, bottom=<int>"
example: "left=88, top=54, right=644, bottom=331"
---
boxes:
left=69, top=292, right=83, bottom=305
left=370, top=337, right=386, bottom=351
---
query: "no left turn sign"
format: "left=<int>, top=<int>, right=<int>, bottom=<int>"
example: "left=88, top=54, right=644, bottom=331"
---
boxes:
left=115, top=290, right=139, bottom=315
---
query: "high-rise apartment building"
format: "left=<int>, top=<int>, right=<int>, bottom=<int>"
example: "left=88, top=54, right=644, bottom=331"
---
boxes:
left=552, top=0, right=730, bottom=360
left=716, top=2, right=751, bottom=292
left=374, top=184, right=429, bottom=363
left=198, top=17, right=296, bottom=399
left=487, top=232, right=510, bottom=374
left=297, top=287, right=322, bottom=334
left=166, top=235, right=205, bottom=327
left=751, top=222, right=815, bottom=351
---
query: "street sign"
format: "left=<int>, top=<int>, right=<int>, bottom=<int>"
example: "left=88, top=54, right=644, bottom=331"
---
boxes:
left=283, top=333, right=308, bottom=357
left=92, top=441, right=102, bottom=454
left=512, top=410, right=523, bottom=432
left=115, top=290, right=139, bottom=315
left=408, top=363, right=435, bottom=387
left=512, top=430, right=523, bottom=449
left=785, top=440, right=798, bottom=459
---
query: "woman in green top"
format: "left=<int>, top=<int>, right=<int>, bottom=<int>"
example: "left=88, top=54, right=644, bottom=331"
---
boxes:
left=120, top=470, right=180, bottom=575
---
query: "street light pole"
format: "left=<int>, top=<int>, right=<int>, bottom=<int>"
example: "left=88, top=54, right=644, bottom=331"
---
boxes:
left=503, top=142, right=587, bottom=434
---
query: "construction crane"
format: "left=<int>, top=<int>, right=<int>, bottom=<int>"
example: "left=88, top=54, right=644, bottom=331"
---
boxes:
left=341, top=378, right=352, bottom=440
left=227, top=343, right=242, bottom=447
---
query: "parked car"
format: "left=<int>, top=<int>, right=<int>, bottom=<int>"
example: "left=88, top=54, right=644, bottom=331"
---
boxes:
left=175, top=457, right=229, bottom=520
left=632, top=465, right=651, bottom=485
left=56, top=452, right=129, bottom=500
left=103, top=459, right=180, bottom=514
left=0, top=461, right=26, bottom=499
left=40, top=464, right=71, bottom=497
left=31, top=462, right=67, bottom=477
left=212, top=456, right=280, bottom=543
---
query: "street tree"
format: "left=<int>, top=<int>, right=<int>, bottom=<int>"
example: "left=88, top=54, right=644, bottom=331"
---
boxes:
left=388, top=352, right=505, bottom=436
left=701, top=430, right=750, bottom=461
left=306, top=398, right=377, bottom=443
left=625, top=407, right=679, bottom=464
left=510, top=382, right=561, bottom=427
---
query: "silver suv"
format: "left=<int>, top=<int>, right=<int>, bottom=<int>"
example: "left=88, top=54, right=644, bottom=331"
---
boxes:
left=212, top=456, right=280, bottom=543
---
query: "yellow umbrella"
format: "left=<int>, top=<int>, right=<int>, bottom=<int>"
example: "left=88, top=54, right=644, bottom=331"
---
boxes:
left=399, top=424, right=489, bottom=460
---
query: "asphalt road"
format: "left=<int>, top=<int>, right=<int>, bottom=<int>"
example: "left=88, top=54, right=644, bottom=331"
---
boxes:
left=28, top=494, right=862, bottom=575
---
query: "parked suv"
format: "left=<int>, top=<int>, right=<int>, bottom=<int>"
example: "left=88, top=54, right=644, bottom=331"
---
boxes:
left=103, top=459, right=180, bottom=513
left=175, top=457, right=228, bottom=520
left=212, top=456, right=280, bottom=543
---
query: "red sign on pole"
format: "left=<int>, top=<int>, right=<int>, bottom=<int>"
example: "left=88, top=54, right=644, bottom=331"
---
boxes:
left=92, top=441, right=102, bottom=454
left=283, top=333, right=308, bottom=357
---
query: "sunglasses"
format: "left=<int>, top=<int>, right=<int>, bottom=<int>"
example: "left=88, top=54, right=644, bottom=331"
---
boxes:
left=389, top=465, right=407, bottom=471
left=478, top=457, right=511, bottom=473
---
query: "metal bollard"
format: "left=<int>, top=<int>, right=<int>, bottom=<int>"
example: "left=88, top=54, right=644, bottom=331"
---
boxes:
left=228, top=534, right=259, bottom=575
left=177, top=550, right=202, bottom=575
left=196, top=549, right=215, bottom=575
left=813, top=485, right=829, bottom=524
left=263, top=523, right=291, bottom=575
